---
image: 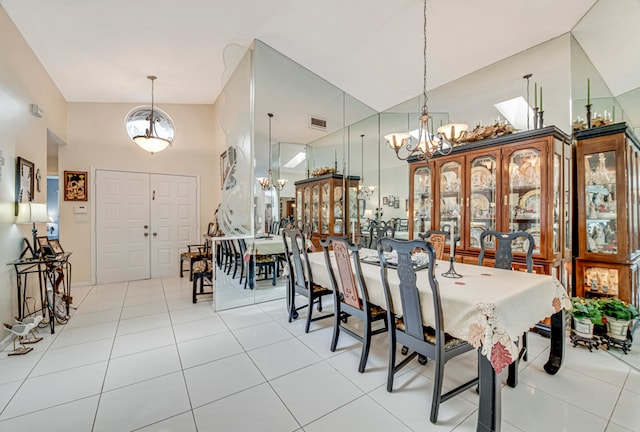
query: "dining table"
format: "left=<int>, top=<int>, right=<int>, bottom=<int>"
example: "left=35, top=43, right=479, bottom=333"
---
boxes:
left=305, top=248, right=570, bottom=432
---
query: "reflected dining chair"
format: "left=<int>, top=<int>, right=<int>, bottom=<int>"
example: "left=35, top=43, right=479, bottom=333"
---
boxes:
left=377, top=237, right=478, bottom=424
left=321, top=236, right=388, bottom=373
left=368, top=222, right=395, bottom=249
left=478, top=229, right=535, bottom=387
left=282, top=229, right=333, bottom=333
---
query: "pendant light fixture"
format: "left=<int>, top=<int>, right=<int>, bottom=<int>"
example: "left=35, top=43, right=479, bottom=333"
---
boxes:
left=385, top=0, right=467, bottom=161
left=257, top=113, right=288, bottom=191
left=126, top=75, right=174, bottom=154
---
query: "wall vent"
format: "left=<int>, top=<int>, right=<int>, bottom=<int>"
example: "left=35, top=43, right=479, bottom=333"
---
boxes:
left=309, top=115, right=327, bottom=131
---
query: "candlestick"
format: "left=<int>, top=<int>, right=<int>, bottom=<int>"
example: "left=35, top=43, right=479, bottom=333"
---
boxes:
left=587, top=78, right=590, bottom=105
left=532, top=107, right=539, bottom=130
left=450, top=221, right=455, bottom=258
left=539, top=86, right=543, bottom=112
left=534, top=82, right=537, bottom=108
left=538, top=110, right=544, bottom=129
left=585, top=104, right=592, bottom=128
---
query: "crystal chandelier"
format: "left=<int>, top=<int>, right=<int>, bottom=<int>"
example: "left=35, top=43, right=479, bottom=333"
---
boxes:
left=127, top=76, right=174, bottom=154
left=385, top=0, right=467, bottom=161
left=356, top=134, right=375, bottom=199
left=256, top=113, right=288, bottom=191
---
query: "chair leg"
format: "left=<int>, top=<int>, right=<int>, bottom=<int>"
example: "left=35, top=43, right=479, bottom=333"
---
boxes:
left=189, top=260, right=195, bottom=281
left=522, top=332, right=528, bottom=361
left=317, top=296, right=323, bottom=312
left=192, top=273, right=199, bottom=303
left=387, top=335, right=396, bottom=392
left=180, top=259, right=184, bottom=278
left=359, top=318, right=372, bottom=373
left=430, top=355, right=445, bottom=424
left=271, top=263, right=276, bottom=286
left=305, top=297, right=314, bottom=333
left=330, top=308, right=341, bottom=352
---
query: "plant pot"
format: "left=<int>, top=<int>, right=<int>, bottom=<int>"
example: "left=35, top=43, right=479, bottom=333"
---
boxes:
left=573, top=316, right=595, bottom=338
left=605, top=316, right=631, bottom=341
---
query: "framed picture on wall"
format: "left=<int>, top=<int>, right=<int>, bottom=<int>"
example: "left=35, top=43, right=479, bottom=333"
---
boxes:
left=15, top=157, right=35, bottom=215
left=394, top=199, right=400, bottom=209
left=64, top=171, right=88, bottom=201
left=220, top=147, right=237, bottom=190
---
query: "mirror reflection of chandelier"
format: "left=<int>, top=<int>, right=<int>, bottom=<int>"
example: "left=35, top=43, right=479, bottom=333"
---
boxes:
left=256, top=113, right=288, bottom=191
left=385, top=0, right=467, bottom=161
left=357, top=134, right=375, bottom=199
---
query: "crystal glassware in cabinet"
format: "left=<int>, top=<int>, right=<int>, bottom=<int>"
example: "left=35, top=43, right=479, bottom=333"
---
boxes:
left=469, top=155, right=498, bottom=249
left=583, top=151, right=617, bottom=254
left=438, top=160, right=462, bottom=247
left=321, top=182, right=330, bottom=234
left=412, top=166, right=432, bottom=237
left=312, top=185, right=319, bottom=232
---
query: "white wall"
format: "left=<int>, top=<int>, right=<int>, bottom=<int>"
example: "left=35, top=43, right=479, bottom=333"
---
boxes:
left=0, top=6, right=67, bottom=325
left=63, top=102, right=219, bottom=283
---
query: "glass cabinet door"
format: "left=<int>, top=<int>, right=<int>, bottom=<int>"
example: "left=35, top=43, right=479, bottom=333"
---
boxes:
left=438, top=161, right=462, bottom=243
left=507, top=148, right=542, bottom=254
left=348, top=186, right=359, bottom=238
left=333, top=184, right=343, bottom=234
left=321, top=182, right=330, bottom=234
left=469, top=155, right=497, bottom=249
left=583, top=150, right=617, bottom=255
left=303, top=186, right=311, bottom=227
left=296, top=189, right=303, bottom=223
left=312, top=185, right=319, bottom=232
left=413, top=166, right=432, bottom=238
left=553, top=153, right=561, bottom=254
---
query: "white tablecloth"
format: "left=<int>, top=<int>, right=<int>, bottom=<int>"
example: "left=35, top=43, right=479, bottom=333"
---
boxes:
left=306, top=249, right=570, bottom=373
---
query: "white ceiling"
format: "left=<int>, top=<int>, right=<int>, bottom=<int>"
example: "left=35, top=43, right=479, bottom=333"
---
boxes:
left=5, top=0, right=636, bottom=115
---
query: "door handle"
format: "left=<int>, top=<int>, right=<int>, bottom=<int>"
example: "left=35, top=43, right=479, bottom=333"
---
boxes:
left=153, top=232, right=157, bottom=237
left=144, top=233, right=149, bottom=237
left=144, top=225, right=149, bottom=229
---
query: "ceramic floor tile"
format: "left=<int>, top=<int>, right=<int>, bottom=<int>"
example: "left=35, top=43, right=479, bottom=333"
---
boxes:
left=172, top=315, right=228, bottom=343
left=103, top=345, right=181, bottom=391
left=183, top=352, right=265, bottom=408
left=0, top=362, right=107, bottom=420
left=75, top=297, right=125, bottom=313
left=563, top=343, right=631, bottom=388
left=304, top=395, right=413, bottom=432
left=368, top=368, right=477, bottom=430
left=135, top=411, right=197, bottom=432
left=120, top=301, right=169, bottom=320
left=325, top=345, right=391, bottom=393
left=177, top=331, right=243, bottom=369
left=248, top=337, right=321, bottom=380
left=63, top=307, right=122, bottom=328
left=519, top=355, right=620, bottom=419
left=0, top=380, right=22, bottom=413
left=623, top=369, right=640, bottom=394
left=232, top=321, right=294, bottom=351
left=110, top=326, right=176, bottom=358
left=123, top=292, right=165, bottom=307
left=47, top=321, right=118, bottom=349
left=0, top=395, right=99, bottom=432
left=297, top=325, right=359, bottom=359
left=116, top=311, right=172, bottom=336
left=605, top=422, right=635, bottom=432
left=218, top=304, right=273, bottom=330
left=610, top=388, right=640, bottom=431
left=270, top=361, right=363, bottom=426
left=30, top=338, right=113, bottom=377
left=169, top=304, right=217, bottom=325
left=93, top=372, right=191, bottom=432
left=449, top=412, right=524, bottom=431
left=194, top=383, right=299, bottom=432
left=501, top=381, right=609, bottom=431
left=0, top=353, right=43, bottom=385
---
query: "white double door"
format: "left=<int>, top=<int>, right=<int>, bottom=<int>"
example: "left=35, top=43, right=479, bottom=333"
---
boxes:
left=96, top=170, right=198, bottom=284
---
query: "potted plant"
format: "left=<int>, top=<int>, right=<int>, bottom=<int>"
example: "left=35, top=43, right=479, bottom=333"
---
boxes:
left=570, top=297, right=602, bottom=338
left=598, top=298, right=640, bottom=341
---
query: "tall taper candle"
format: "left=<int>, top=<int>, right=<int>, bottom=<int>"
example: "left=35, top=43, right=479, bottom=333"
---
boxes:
left=534, top=82, right=537, bottom=108
left=539, top=86, right=543, bottom=112
left=612, top=104, right=616, bottom=122
left=587, top=78, right=590, bottom=105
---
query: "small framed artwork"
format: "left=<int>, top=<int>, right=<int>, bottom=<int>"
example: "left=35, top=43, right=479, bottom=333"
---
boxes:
left=394, top=199, right=400, bottom=209
left=64, top=171, right=88, bottom=201
left=405, top=199, right=409, bottom=211
left=16, top=157, right=35, bottom=215
left=49, top=239, right=64, bottom=254
left=382, top=196, right=388, bottom=205
left=36, top=236, right=50, bottom=249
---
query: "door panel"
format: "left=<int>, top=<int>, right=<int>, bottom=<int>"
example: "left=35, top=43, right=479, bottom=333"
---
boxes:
left=96, top=171, right=150, bottom=283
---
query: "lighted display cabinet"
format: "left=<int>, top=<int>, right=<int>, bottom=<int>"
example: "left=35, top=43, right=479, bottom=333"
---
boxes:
left=409, top=126, right=572, bottom=281
left=295, top=174, right=360, bottom=249
left=574, top=123, right=640, bottom=307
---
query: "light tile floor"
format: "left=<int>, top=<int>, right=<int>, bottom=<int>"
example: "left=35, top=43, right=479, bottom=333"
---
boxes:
left=1, top=276, right=639, bottom=431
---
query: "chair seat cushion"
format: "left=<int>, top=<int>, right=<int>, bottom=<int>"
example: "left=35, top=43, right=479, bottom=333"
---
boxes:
left=311, top=282, right=331, bottom=294
left=395, top=318, right=468, bottom=349
left=181, top=251, right=205, bottom=259
left=255, top=254, right=277, bottom=264
left=192, top=260, right=213, bottom=274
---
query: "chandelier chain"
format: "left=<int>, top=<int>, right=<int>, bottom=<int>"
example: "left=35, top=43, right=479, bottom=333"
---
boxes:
left=422, top=0, right=428, bottom=113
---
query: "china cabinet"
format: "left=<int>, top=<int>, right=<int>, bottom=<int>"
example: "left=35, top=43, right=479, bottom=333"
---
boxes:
left=295, top=174, right=360, bottom=249
left=574, top=123, right=640, bottom=307
left=409, top=126, right=571, bottom=281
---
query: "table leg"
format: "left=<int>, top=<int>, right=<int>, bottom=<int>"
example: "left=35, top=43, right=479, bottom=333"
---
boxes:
left=477, top=350, right=501, bottom=432
left=248, top=259, right=255, bottom=290
left=544, top=309, right=565, bottom=375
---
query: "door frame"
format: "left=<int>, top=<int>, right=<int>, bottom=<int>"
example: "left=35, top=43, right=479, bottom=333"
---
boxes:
left=90, top=167, right=200, bottom=285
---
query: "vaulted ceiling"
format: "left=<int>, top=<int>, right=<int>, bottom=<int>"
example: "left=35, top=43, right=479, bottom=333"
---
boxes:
left=2, top=0, right=638, bottom=114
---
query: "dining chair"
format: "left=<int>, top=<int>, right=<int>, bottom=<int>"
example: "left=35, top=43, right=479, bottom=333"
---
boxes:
left=478, top=229, right=535, bottom=387
left=377, top=237, right=478, bottom=424
left=368, top=221, right=395, bottom=249
left=179, top=222, right=215, bottom=281
left=320, top=236, right=388, bottom=373
left=419, top=230, right=459, bottom=260
left=282, top=229, right=333, bottom=332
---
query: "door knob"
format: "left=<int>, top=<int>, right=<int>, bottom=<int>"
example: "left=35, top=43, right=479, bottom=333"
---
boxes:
left=144, top=233, right=149, bottom=237
left=144, top=225, right=149, bottom=229
left=153, top=232, right=157, bottom=237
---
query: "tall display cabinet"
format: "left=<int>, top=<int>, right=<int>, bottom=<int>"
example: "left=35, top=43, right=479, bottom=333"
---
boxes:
left=574, top=123, right=640, bottom=307
left=409, top=126, right=572, bottom=286
left=295, top=174, right=360, bottom=249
